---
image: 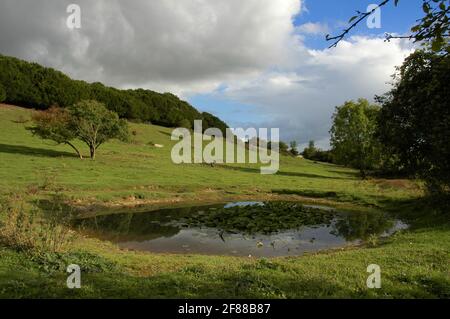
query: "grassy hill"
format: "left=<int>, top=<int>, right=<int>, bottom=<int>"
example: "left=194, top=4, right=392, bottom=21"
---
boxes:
left=0, top=104, right=420, bottom=207
left=0, top=104, right=448, bottom=298
left=0, top=54, right=228, bottom=132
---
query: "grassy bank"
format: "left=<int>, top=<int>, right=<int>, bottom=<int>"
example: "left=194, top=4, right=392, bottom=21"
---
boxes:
left=0, top=104, right=421, bottom=206
left=0, top=104, right=448, bottom=299
left=1, top=220, right=448, bottom=298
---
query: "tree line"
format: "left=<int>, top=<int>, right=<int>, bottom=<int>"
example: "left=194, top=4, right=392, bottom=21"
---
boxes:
left=0, top=55, right=228, bottom=133
left=317, top=0, right=449, bottom=195
left=328, top=49, right=449, bottom=195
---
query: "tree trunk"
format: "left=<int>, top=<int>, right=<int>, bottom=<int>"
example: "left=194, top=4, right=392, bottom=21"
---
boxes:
left=66, top=142, right=83, bottom=159
left=90, top=145, right=96, bottom=160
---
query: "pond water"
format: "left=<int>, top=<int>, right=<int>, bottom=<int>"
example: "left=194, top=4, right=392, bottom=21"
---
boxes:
left=74, top=202, right=408, bottom=257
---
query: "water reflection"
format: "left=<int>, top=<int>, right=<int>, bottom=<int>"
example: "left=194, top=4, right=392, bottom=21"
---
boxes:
left=333, top=212, right=397, bottom=241
left=74, top=202, right=407, bottom=257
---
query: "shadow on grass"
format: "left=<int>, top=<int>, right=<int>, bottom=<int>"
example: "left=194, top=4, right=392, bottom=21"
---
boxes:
left=272, top=189, right=338, bottom=199
left=6, top=251, right=447, bottom=298
left=378, top=196, right=450, bottom=229
left=276, top=171, right=351, bottom=180
left=326, top=169, right=360, bottom=178
left=158, top=130, right=172, bottom=137
left=0, top=143, right=76, bottom=158
left=216, top=164, right=352, bottom=180
left=273, top=187, right=450, bottom=230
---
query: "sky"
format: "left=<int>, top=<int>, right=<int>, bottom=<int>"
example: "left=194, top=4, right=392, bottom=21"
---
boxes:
left=0, top=0, right=424, bottom=149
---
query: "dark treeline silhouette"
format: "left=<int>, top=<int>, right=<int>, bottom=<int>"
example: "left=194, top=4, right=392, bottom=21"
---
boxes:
left=0, top=55, right=228, bottom=133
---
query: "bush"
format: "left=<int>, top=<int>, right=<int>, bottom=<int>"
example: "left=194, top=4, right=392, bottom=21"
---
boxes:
left=30, top=251, right=118, bottom=274
left=302, top=141, right=334, bottom=163
left=0, top=84, right=6, bottom=103
left=0, top=194, right=76, bottom=254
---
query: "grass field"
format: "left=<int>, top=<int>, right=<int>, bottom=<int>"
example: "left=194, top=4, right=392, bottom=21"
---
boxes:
left=0, top=104, right=448, bottom=298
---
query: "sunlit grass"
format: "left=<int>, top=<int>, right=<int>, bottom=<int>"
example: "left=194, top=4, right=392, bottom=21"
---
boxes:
left=0, top=104, right=422, bottom=207
left=0, top=104, right=447, bottom=299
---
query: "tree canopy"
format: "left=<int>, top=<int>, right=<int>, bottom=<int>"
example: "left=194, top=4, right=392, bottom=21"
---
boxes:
left=69, top=100, right=129, bottom=160
left=377, top=49, right=450, bottom=193
left=28, top=106, right=82, bottom=158
left=330, top=99, right=382, bottom=177
left=289, top=141, right=299, bottom=156
left=0, top=55, right=228, bottom=133
left=29, top=100, right=129, bottom=160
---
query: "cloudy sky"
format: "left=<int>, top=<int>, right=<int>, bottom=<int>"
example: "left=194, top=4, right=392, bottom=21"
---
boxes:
left=0, top=0, right=423, bottom=148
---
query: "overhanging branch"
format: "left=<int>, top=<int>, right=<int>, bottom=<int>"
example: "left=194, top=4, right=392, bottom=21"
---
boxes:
left=326, top=0, right=392, bottom=48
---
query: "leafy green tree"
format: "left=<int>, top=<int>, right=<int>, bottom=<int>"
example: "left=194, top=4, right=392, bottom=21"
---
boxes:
left=312, top=149, right=334, bottom=163
left=202, top=112, right=228, bottom=134
left=302, top=141, right=334, bottom=163
left=0, top=84, right=6, bottom=103
left=28, top=106, right=83, bottom=159
left=177, top=118, right=192, bottom=130
left=279, top=141, right=289, bottom=155
left=303, top=140, right=317, bottom=159
left=0, top=55, right=228, bottom=131
left=377, top=49, right=450, bottom=194
left=268, top=141, right=289, bottom=154
left=289, top=141, right=299, bottom=156
left=69, top=100, right=129, bottom=160
left=330, top=99, right=381, bottom=177
left=327, top=0, right=449, bottom=52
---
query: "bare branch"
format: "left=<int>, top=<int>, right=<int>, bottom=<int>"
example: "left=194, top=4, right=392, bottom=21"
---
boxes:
left=326, top=0, right=392, bottom=48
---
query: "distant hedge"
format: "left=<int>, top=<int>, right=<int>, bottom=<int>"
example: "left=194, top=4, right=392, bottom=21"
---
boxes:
left=0, top=83, right=6, bottom=102
left=0, top=55, right=227, bottom=132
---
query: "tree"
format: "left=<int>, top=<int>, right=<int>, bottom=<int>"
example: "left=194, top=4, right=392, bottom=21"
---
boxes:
left=279, top=141, right=289, bottom=155
left=0, top=55, right=228, bottom=131
left=0, top=84, right=6, bottom=102
left=302, top=141, right=334, bottom=163
left=177, top=118, right=192, bottom=130
left=327, top=0, right=449, bottom=52
left=303, top=140, right=317, bottom=159
left=330, top=99, right=382, bottom=177
left=28, top=106, right=83, bottom=159
left=202, top=112, right=228, bottom=134
left=69, top=100, right=129, bottom=160
left=289, top=141, right=299, bottom=156
left=377, top=49, right=450, bottom=193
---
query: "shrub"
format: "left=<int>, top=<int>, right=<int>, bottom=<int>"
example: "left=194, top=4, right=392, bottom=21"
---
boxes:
left=30, top=251, right=118, bottom=274
left=0, top=84, right=6, bottom=103
left=0, top=194, right=76, bottom=254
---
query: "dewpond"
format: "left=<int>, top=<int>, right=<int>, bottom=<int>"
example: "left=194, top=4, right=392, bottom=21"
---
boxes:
left=74, top=202, right=408, bottom=257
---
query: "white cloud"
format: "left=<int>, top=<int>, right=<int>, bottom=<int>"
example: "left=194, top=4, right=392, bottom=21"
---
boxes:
left=0, top=0, right=302, bottom=95
left=219, top=37, right=414, bottom=148
left=0, top=0, right=414, bottom=148
left=296, top=22, right=329, bottom=35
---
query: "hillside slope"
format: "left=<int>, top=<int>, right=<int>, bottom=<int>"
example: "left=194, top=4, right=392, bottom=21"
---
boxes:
left=1, top=104, right=449, bottom=299
left=0, top=55, right=227, bottom=132
left=0, top=104, right=421, bottom=208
